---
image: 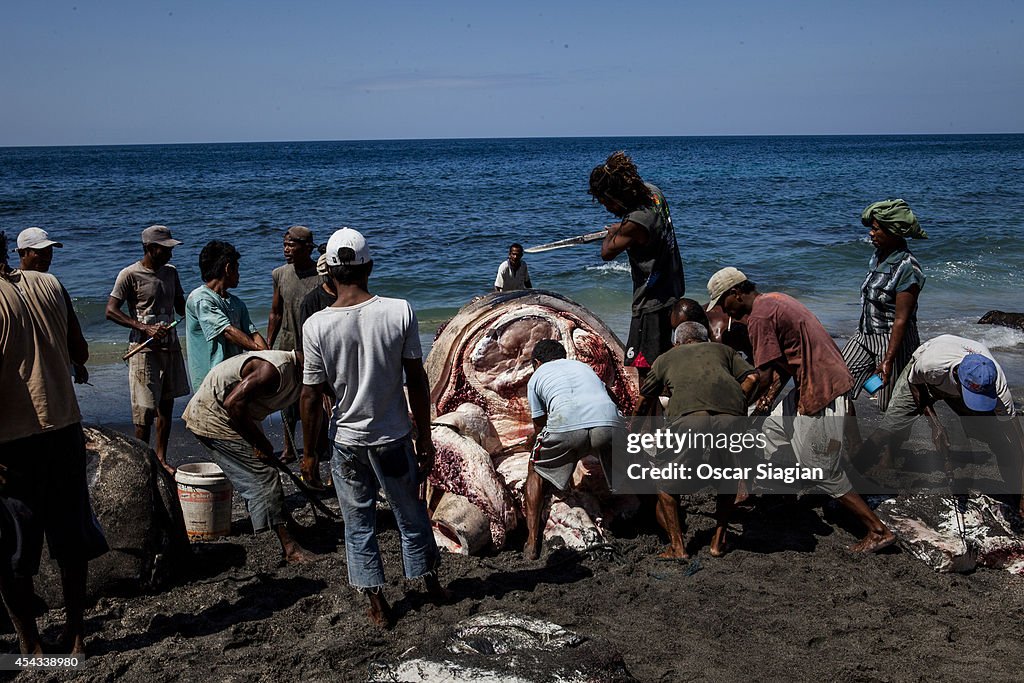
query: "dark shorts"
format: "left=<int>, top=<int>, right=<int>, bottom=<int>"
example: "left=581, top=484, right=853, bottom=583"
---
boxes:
left=0, top=424, right=109, bottom=578
left=625, top=307, right=673, bottom=369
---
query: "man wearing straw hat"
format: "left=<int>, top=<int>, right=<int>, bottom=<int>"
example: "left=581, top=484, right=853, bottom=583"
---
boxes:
left=106, top=225, right=189, bottom=476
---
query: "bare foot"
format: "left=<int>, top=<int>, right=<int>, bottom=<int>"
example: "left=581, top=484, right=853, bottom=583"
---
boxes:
left=423, top=574, right=452, bottom=604
left=849, top=529, right=897, bottom=553
left=710, top=526, right=729, bottom=557
left=280, top=450, right=297, bottom=465
left=57, top=629, right=85, bottom=657
left=734, top=480, right=749, bottom=505
left=158, top=460, right=176, bottom=477
left=366, top=592, right=393, bottom=629
left=284, top=545, right=316, bottom=564
left=523, top=543, right=540, bottom=562
left=657, top=545, right=689, bottom=560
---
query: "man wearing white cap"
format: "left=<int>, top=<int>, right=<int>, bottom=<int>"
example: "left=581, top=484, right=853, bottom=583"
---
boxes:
left=707, top=267, right=896, bottom=553
left=299, top=227, right=446, bottom=627
left=16, top=227, right=63, bottom=274
left=106, top=225, right=189, bottom=475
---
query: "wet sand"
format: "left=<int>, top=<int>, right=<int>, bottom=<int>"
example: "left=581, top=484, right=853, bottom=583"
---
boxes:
left=10, top=411, right=1024, bottom=683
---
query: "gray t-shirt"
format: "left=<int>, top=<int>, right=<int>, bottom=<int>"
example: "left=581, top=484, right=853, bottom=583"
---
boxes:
left=182, top=350, right=301, bottom=440
left=302, top=296, right=422, bottom=446
left=271, top=263, right=320, bottom=352
left=527, top=358, right=623, bottom=433
left=110, top=261, right=184, bottom=351
left=623, top=183, right=685, bottom=316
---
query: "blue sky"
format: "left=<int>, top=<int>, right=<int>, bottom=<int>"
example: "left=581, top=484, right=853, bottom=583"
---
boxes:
left=2, top=0, right=1022, bottom=145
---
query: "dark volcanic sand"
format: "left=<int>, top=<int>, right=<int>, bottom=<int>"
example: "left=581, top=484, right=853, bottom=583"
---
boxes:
left=11, top=418, right=1024, bottom=683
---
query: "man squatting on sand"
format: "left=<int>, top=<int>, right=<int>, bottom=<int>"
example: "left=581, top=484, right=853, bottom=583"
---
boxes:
left=634, top=321, right=760, bottom=559
left=523, top=340, right=627, bottom=561
left=184, top=240, right=268, bottom=392
left=590, top=151, right=685, bottom=377
left=106, top=225, right=190, bottom=475
left=266, top=226, right=320, bottom=464
left=300, top=228, right=447, bottom=627
left=0, top=231, right=108, bottom=655
left=710, top=267, right=897, bottom=553
left=182, top=349, right=315, bottom=563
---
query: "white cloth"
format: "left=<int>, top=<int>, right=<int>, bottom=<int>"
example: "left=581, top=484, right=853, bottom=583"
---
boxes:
left=527, top=358, right=623, bottom=433
left=301, top=296, right=422, bottom=446
left=494, top=259, right=530, bottom=290
left=905, top=335, right=1014, bottom=416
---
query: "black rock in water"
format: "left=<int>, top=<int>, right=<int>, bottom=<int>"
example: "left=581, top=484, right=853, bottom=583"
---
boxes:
left=978, top=310, right=1024, bottom=331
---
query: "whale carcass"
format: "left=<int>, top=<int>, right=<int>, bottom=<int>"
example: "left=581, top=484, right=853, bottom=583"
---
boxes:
left=425, top=290, right=639, bottom=554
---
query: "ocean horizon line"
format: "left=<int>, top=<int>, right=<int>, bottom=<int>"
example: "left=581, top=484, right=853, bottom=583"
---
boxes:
left=3, top=131, right=1023, bottom=151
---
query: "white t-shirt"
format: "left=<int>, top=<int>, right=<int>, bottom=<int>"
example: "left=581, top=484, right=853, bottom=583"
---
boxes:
left=302, top=296, right=422, bottom=446
left=527, top=358, right=623, bottom=433
left=494, top=260, right=530, bottom=291
left=906, top=334, right=1014, bottom=416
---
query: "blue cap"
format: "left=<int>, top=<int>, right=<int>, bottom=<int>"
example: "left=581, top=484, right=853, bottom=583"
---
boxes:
left=958, top=354, right=998, bottom=412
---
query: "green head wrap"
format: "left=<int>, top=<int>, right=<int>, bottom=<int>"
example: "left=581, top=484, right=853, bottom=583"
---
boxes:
left=860, top=199, right=927, bottom=239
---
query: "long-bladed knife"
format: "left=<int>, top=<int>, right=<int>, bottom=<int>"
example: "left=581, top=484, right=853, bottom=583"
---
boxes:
left=524, top=228, right=609, bottom=254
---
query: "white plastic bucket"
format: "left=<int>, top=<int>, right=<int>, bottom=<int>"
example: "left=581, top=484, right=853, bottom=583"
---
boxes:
left=431, top=491, right=490, bottom=555
left=175, top=462, right=233, bottom=541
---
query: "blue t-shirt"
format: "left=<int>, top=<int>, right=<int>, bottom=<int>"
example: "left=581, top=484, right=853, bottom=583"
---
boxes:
left=184, top=285, right=257, bottom=391
left=527, top=358, right=623, bottom=433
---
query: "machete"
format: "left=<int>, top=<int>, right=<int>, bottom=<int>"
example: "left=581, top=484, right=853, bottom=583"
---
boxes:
left=524, top=228, right=609, bottom=254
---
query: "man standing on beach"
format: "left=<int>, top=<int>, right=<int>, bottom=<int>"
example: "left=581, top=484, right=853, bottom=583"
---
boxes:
left=300, top=227, right=446, bottom=628
left=185, top=240, right=268, bottom=391
left=589, top=151, right=684, bottom=377
left=708, top=267, right=896, bottom=553
left=18, top=227, right=89, bottom=384
left=494, top=243, right=532, bottom=292
left=522, top=340, right=625, bottom=561
left=267, top=226, right=320, bottom=463
left=182, top=350, right=314, bottom=563
left=0, top=231, right=108, bottom=656
left=106, top=225, right=190, bottom=475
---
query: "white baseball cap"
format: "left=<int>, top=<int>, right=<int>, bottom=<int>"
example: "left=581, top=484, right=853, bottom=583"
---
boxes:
left=17, top=227, right=63, bottom=250
left=706, top=267, right=748, bottom=309
left=325, top=228, right=371, bottom=266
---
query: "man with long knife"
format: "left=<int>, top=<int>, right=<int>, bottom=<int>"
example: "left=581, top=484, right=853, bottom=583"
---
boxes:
left=588, top=151, right=685, bottom=377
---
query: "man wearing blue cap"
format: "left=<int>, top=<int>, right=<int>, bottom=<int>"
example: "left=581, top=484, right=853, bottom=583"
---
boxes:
left=857, top=334, right=1024, bottom=511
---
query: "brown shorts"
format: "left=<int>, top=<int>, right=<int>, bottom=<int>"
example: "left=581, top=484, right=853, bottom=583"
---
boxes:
left=129, top=349, right=191, bottom=425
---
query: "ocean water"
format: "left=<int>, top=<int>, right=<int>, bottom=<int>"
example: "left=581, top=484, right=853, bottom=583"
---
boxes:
left=2, top=136, right=1023, bottom=422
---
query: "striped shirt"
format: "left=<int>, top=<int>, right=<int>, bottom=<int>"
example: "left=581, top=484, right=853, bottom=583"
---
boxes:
left=858, top=249, right=925, bottom=335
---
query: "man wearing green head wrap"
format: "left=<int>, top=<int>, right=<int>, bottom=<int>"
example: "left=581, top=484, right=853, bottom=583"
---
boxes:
left=860, top=199, right=928, bottom=240
left=842, top=199, right=927, bottom=449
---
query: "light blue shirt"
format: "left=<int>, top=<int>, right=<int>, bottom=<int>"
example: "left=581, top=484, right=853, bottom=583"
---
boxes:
left=184, top=285, right=257, bottom=391
left=527, top=358, right=623, bottom=433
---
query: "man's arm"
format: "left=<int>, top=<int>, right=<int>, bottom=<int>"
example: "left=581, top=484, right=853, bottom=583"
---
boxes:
left=403, top=356, right=435, bottom=477
left=219, top=326, right=269, bottom=351
left=908, top=381, right=950, bottom=458
left=600, top=220, right=649, bottom=261
left=62, top=286, right=88, bottom=367
left=266, top=283, right=283, bottom=348
left=879, top=286, right=920, bottom=384
left=222, top=359, right=279, bottom=459
left=300, top=382, right=330, bottom=484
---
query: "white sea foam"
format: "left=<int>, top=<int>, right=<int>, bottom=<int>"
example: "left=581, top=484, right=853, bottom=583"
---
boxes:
left=583, top=262, right=630, bottom=275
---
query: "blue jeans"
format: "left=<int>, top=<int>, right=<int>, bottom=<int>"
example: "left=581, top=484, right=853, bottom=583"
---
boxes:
left=197, top=437, right=284, bottom=532
left=331, top=436, right=439, bottom=589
